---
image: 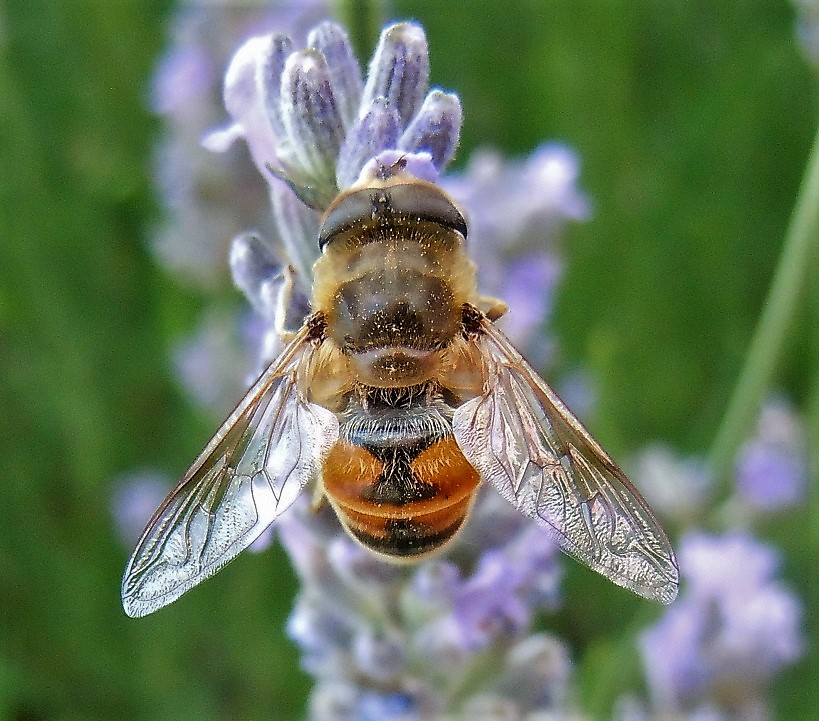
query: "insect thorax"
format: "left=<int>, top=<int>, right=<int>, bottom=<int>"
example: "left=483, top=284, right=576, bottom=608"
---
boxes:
left=312, top=182, right=479, bottom=389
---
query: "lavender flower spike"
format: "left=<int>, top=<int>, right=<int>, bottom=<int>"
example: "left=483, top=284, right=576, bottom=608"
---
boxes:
left=209, top=20, right=462, bottom=213
left=277, top=490, right=574, bottom=720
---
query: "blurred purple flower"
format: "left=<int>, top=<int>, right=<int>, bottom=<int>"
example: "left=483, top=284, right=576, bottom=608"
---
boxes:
left=172, top=308, right=258, bottom=415
left=631, top=443, right=712, bottom=522
left=110, top=470, right=170, bottom=547
left=442, top=145, right=589, bottom=362
left=150, top=2, right=328, bottom=287
left=451, top=550, right=535, bottom=650
left=734, top=398, right=807, bottom=511
left=639, top=531, right=803, bottom=717
left=793, top=0, right=819, bottom=66
left=632, top=396, right=807, bottom=522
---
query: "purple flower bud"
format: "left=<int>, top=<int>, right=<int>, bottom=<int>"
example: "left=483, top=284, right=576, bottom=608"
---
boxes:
left=229, top=233, right=281, bottom=318
left=335, top=97, right=402, bottom=189
left=398, top=90, right=462, bottom=170
left=280, top=49, right=345, bottom=180
left=306, top=22, right=363, bottom=128
left=260, top=33, right=293, bottom=140
left=362, top=23, right=430, bottom=126
left=215, top=34, right=279, bottom=171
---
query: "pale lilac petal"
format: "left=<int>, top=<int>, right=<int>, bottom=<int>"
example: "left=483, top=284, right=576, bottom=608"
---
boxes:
left=152, top=45, right=214, bottom=117
left=111, top=471, right=170, bottom=547
left=640, top=531, right=804, bottom=711
left=736, top=441, right=807, bottom=509
left=734, top=398, right=807, bottom=511
left=220, top=34, right=279, bottom=172
left=357, top=149, right=440, bottom=186
left=680, top=531, right=778, bottom=599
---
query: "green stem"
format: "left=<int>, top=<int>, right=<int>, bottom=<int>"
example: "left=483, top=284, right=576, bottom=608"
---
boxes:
left=707, top=123, right=819, bottom=484
left=809, top=171, right=819, bottom=618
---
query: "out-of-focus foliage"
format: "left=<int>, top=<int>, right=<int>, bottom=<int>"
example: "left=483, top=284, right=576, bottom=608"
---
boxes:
left=0, top=2, right=815, bottom=720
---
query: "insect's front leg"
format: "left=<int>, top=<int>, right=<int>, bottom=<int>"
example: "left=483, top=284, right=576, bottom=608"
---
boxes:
left=257, top=266, right=306, bottom=368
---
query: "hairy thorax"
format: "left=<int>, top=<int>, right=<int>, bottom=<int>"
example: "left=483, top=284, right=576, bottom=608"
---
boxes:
left=312, top=211, right=479, bottom=388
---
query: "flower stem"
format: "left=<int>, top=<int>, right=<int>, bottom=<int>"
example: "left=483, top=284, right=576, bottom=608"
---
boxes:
left=707, top=123, right=819, bottom=484
left=809, top=178, right=819, bottom=610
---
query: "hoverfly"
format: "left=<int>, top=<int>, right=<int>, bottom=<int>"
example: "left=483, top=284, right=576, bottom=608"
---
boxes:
left=122, top=166, right=679, bottom=617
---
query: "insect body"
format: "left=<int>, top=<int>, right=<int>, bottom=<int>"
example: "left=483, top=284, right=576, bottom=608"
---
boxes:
left=122, top=170, right=679, bottom=618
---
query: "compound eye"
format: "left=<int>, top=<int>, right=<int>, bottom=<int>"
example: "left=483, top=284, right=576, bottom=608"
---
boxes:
left=318, top=182, right=467, bottom=250
left=318, top=188, right=377, bottom=250
left=384, top=182, right=467, bottom=239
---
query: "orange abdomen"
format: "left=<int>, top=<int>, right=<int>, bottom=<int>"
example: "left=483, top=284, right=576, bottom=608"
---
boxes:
left=322, top=435, right=481, bottom=558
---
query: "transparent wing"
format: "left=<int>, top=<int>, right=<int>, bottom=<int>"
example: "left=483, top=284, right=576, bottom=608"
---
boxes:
left=452, top=317, right=679, bottom=604
left=121, top=327, right=339, bottom=617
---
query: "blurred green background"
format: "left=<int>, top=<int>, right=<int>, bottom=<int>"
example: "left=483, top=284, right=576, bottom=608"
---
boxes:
left=1, top=1, right=816, bottom=719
